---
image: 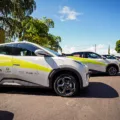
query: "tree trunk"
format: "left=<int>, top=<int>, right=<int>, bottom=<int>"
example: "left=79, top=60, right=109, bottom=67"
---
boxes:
left=0, top=28, right=5, bottom=43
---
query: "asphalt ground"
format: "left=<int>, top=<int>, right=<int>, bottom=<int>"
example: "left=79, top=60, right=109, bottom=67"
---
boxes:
left=0, top=73, right=120, bottom=120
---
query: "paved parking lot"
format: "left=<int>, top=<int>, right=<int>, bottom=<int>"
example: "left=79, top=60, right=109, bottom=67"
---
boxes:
left=0, top=74, right=120, bottom=120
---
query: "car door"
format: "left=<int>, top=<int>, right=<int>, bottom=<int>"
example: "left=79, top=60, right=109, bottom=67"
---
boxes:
left=12, top=43, right=53, bottom=87
left=72, top=52, right=89, bottom=65
left=0, top=44, right=13, bottom=81
left=85, top=52, right=107, bottom=72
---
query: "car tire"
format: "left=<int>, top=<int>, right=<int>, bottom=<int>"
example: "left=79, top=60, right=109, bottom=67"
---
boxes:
left=53, top=74, right=79, bottom=97
left=107, top=66, right=118, bottom=76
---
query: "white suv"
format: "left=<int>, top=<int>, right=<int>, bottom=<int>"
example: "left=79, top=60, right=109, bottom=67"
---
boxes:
left=68, top=51, right=120, bottom=76
left=0, top=41, right=89, bottom=97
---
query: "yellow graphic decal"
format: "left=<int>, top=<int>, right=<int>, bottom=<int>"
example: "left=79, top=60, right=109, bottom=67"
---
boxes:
left=0, top=56, right=12, bottom=66
left=68, top=56, right=106, bottom=66
left=13, top=58, right=52, bottom=72
left=0, top=56, right=52, bottom=72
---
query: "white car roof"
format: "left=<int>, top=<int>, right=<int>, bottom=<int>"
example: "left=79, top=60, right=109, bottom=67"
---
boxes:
left=0, top=41, right=57, bottom=57
left=73, top=51, right=96, bottom=53
left=0, top=41, right=32, bottom=45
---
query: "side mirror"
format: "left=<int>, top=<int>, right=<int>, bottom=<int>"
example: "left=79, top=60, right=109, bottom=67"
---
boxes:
left=35, top=49, right=49, bottom=56
left=116, top=58, right=119, bottom=60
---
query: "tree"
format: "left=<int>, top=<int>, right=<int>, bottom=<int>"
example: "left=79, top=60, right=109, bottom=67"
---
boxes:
left=18, top=17, right=62, bottom=52
left=0, top=0, right=36, bottom=42
left=0, top=28, right=5, bottom=43
left=0, top=0, right=36, bottom=21
left=0, top=1, right=62, bottom=51
left=19, top=17, right=48, bottom=42
left=47, top=34, right=62, bottom=52
left=42, top=17, right=54, bottom=28
left=115, top=40, right=120, bottom=53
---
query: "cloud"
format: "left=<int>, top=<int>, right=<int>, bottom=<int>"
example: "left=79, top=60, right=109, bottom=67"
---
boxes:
left=59, top=6, right=82, bottom=21
left=62, top=44, right=117, bottom=55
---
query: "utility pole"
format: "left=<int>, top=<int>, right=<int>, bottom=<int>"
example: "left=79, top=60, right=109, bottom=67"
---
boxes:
left=108, top=45, right=110, bottom=55
left=95, top=44, right=96, bottom=52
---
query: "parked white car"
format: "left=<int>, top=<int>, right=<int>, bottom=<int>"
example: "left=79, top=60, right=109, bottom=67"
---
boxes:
left=0, top=41, right=89, bottom=97
left=102, top=55, right=120, bottom=62
left=68, top=51, right=120, bottom=76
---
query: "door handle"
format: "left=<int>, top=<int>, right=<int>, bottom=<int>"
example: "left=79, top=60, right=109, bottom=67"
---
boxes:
left=13, top=64, right=20, bottom=66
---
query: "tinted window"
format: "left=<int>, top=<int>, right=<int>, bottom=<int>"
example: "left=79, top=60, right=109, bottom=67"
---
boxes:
left=18, top=43, right=39, bottom=52
left=105, top=55, right=116, bottom=59
left=72, top=52, right=84, bottom=58
left=0, top=44, right=13, bottom=55
left=12, top=43, right=39, bottom=56
left=86, top=52, right=102, bottom=59
left=44, top=47, right=61, bottom=56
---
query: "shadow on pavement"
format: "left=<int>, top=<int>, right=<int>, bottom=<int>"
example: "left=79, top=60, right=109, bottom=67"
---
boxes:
left=0, top=110, right=14, bottom=120
left=78, top=82, right=119, bottom=98
left=0, top=82, right=119, bottom=98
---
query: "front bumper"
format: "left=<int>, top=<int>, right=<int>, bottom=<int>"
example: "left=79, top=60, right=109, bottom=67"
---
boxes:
left=81, top=72, right=89, bottom=88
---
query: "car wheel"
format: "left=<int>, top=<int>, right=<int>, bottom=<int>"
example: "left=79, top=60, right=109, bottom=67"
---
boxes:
left=107, top=66, right=118, bottom=76
left=54, top=74, right=79, bottom=97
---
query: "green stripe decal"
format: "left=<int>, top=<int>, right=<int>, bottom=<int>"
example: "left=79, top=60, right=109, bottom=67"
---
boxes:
left=68, top=56, right=106, bottom=66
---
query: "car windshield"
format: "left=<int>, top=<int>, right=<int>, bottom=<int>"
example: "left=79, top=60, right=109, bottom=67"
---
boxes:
left=43, top=47, right=62, bottom=56
left=105, top=55, right=116, bottom=59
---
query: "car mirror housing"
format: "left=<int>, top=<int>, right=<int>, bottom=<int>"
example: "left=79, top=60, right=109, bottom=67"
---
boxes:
left=35, top=49, right=49, bottom=56
left=102, top=56, right=106, bottom=60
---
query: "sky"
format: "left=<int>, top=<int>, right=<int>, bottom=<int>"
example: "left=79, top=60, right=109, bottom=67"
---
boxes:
left=32, top=0, right=120, bottom=55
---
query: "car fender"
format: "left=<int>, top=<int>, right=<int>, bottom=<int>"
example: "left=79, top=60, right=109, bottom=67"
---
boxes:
left=48, top=66, right=83, bottom=89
